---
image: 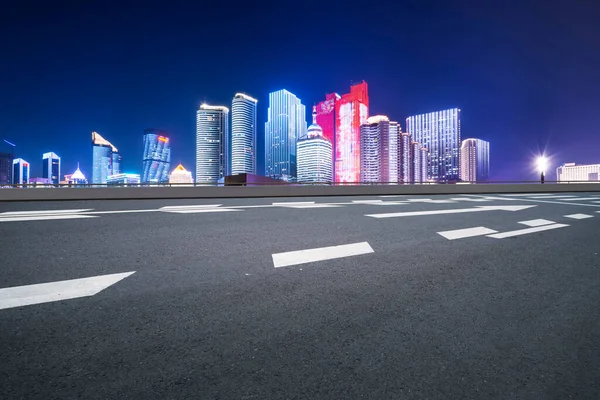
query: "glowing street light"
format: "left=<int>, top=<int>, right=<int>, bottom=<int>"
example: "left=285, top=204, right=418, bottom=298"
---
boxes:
left=536, top=156, right=548, bottom=184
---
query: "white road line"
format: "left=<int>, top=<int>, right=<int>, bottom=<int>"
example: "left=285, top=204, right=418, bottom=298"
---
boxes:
left=564, top=213, right=594, bottom=220
left=0, top=209, right=93, bottom=216
left=471, top=195, right=600, bottom=207
left=499, top=193, right=556, bottom=197
left=0, top=271, right=135, bottom=310
left=161, top=208, right=241, bottom=213
left=438, top=227, right=498, bottom=240
left=272, top=201, right=315, bottom=205
left=272, top=242, right=374, bottom=268
left=366, top=205, right=536, bottom=219
left=352, top=200, right=383, bottom=203
left=405, top=199, right=456, bottom=204
left=160, top=205, right=223, bottom=210
left=379, top=195, right=404, bottom=198
left=487, top=224, right=569, bottom=239
left=84, top=209, right=158, bottom=215
left=519, top=219, right=556, bottom=227
left=0, top=215, right=98, bottom=223
left=449, top=198, right=490, bottom=202
left=557, top=198, right=600, bottom=201
left=275, top=204, right=342, bottom=209
left=529, top=195, right=577, bottom=199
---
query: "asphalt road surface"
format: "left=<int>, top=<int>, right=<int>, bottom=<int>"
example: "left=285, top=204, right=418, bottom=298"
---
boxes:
left=1, top=192, right=600, bottom=399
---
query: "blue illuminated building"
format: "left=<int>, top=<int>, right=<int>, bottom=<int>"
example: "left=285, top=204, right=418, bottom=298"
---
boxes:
left=142, top=129, right=171, bottom=184
left=265, top=89, right=306, bottom=180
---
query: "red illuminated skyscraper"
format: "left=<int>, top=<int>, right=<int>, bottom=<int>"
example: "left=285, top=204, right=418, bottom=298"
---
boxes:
left=316, top=93, right=340, bottom=181
left=335, top=81, right=369, bottom=183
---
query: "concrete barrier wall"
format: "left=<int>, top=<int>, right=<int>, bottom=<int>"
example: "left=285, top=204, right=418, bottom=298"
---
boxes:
left=1, top=183, right=600, bottom=201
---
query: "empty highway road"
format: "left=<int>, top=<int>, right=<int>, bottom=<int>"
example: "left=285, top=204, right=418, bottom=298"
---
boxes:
left=1, top=192, right=600, bottom=399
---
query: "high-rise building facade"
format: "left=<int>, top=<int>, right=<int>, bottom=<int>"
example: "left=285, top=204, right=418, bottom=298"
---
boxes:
left=231, top=93, right=258, bottom=175
left=316, top=93, right=340, bottom=180
left=388, top=122, right=400, bottom=183
left=557, top=163, right=600, bottom=182
left=0, top=152, right=12, bottom=186
left=12, top=158, right=29, bottom=185
left=196, top=104, right=229, bottom=184
left=107, top=173, right=140, bottom=186
left=406, top=108, right=461, bottom=182
left=359, top=116, right=387, bottom=183
left=297, top=107, right=333, bottom=183
left=336, top=81, right=369, bottom=183
left=142, top=129, right=171, bottom=184
left=42, top=152, right=60, bottom=184
left=92, top=131, right=120, bottom=184
left=419, top=146, right=429, bottom=183
left=411, top=141, right=423, bottom=183
left=264, top=89, right=306, bottom=180
left=460, top=138, right=490, bottom=182
left=398, top=132, right=412, bottom=184
left=169, top=163, right=194, bottom=184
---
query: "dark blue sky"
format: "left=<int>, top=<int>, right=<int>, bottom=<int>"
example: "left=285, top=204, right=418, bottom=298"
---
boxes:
left=1, top=0, right=599, bottom=180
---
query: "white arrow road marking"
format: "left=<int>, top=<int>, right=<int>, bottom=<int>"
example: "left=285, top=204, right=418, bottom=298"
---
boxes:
left=0, top=271, right=135, bottom=310
left=487, top=224, right=569, bottom=239
left=438, top=227, right=498, bottom=240
left=518, top=219, right=555, bottom=227
left=272, top=242, right=374, bottom=268
left=564, top=213, right=594, bottom=220
left=366, top=205, right=537, bottom=219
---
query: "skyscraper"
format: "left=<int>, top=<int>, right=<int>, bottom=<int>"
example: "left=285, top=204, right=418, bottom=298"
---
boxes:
left=316, top=93, right=340, bottom=180
left=420, top=146, right=429, bottom=183
left=411, top=141, right=423, bottom=183
left=142, top=129, right=171, bottom=184
left=264, top=89, right=306, bottom=180
left=359, top=116, right=387, bottom=183
left=0, top=152, right=12, bottom=186
left=336, top=81, right=369, bottom=183
left=398, top=132, right=412, bottom=184
left=92, top=131, right=120, bottom=184
left=196, top=104, right=229, bottom=184
left=297, top=106, right=333, bottom=183
left=460, top=138, right=490, bottom=182
left=406, top=108, right=461, bottom=182
left=42, top=152, right=60, bottom=185
left=388, top=122, right=400, bottom=183
left=231, top=93, right=258, bottom=175
left=12, top=158, right=29, bottom=185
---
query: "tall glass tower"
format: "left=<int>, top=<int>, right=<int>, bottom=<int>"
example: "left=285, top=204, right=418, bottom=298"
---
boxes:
left=42, top=152, right=60, bottom=184
left=196, top=104, right=229, bottom=184
left=231, top=93, right=258, bottom=175
left=92, top=131, right=120, bottom=184
left=460, top=138, right=489, bottom=182
left=142, top=129, right=171, bottom=184
left=264, top=89, right=306, bottom=180
left=406, top=108, right=461, bottom=182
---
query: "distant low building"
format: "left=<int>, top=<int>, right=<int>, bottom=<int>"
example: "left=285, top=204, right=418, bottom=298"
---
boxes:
left=169, top=164, right=193, bottom=185
left=29, top=177, right=53, bottom=185
left=557, top=163, right=600, bottom=182
left=106, top=173, right=140, bottom=186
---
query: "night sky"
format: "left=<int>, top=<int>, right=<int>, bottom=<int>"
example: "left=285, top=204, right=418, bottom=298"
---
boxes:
left=1, top=0, right=599, bottom=181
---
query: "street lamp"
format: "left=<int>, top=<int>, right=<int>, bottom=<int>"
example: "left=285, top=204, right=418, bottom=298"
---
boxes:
left=536, top=156, right=548, bottom=184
